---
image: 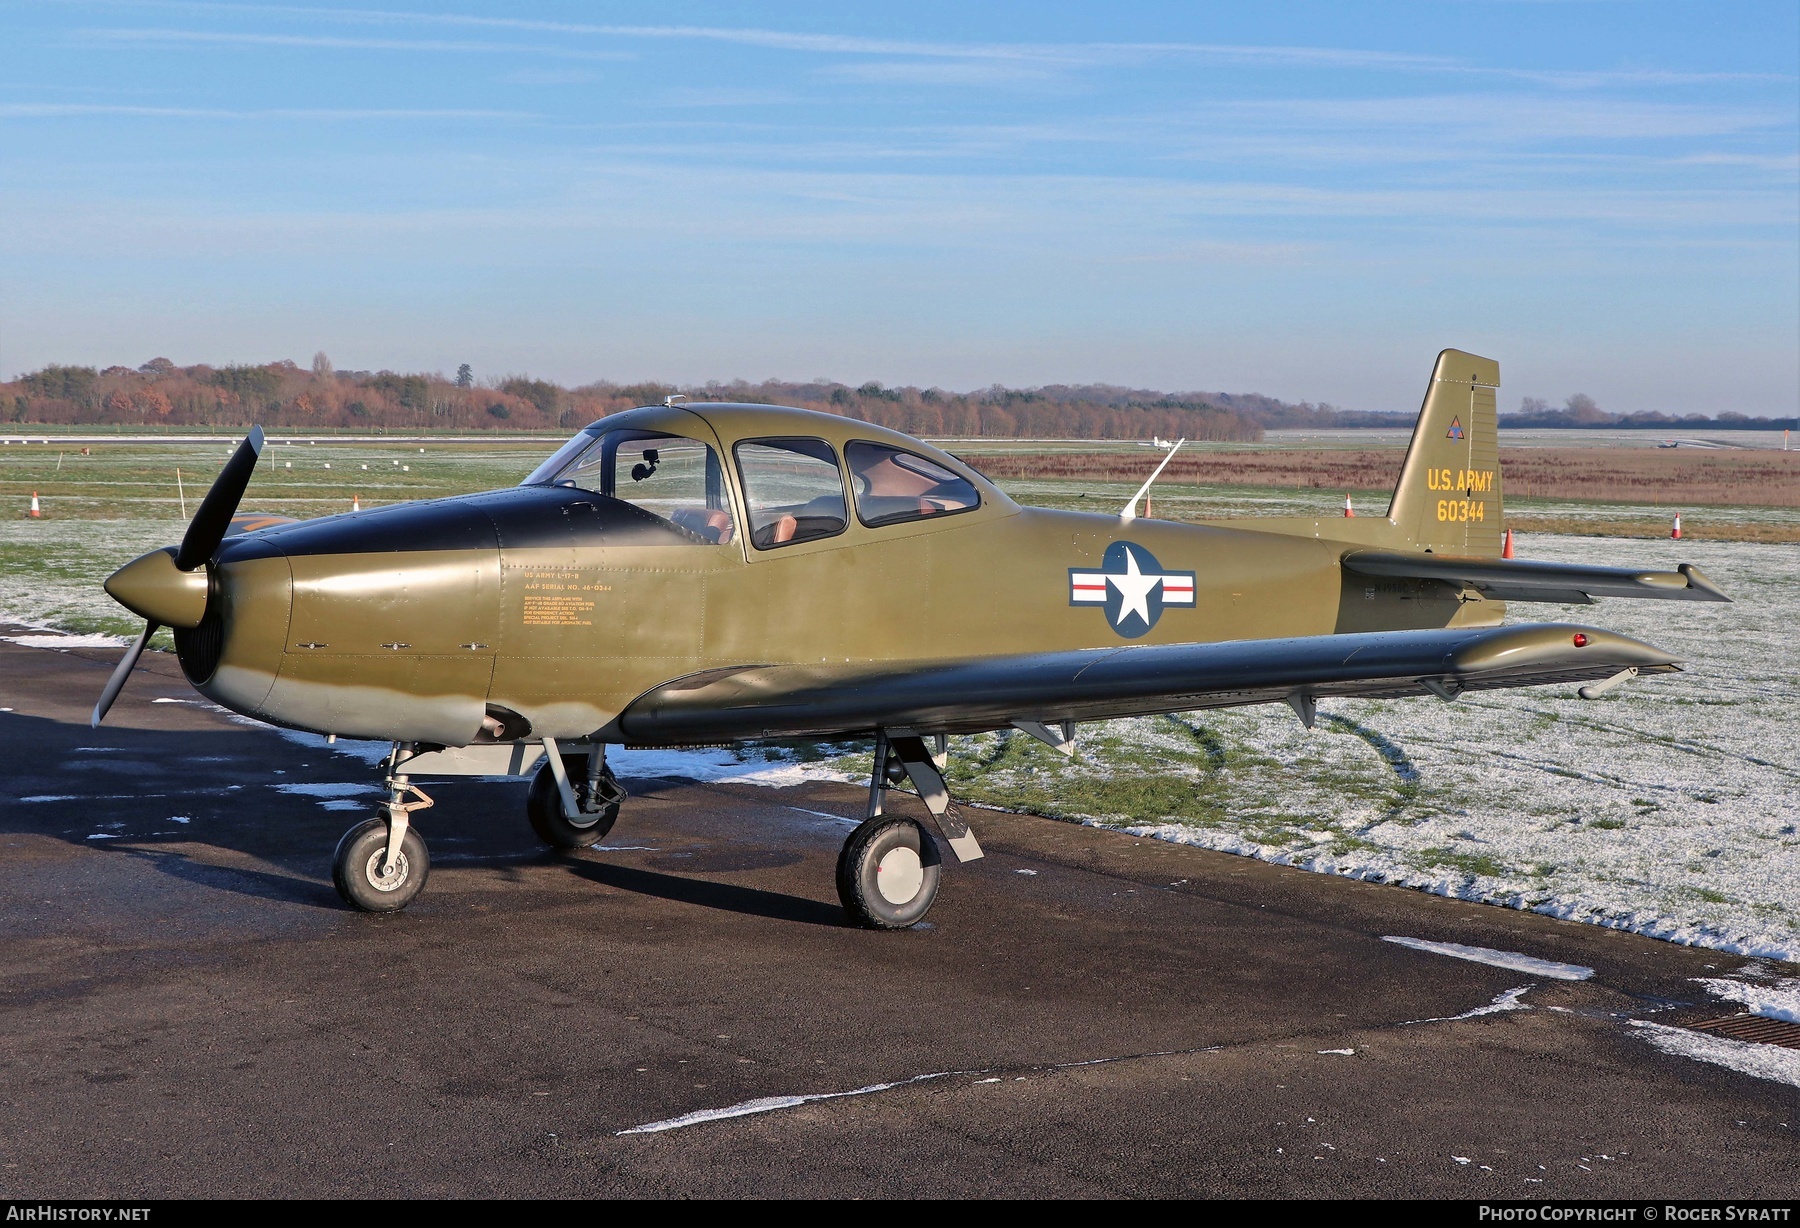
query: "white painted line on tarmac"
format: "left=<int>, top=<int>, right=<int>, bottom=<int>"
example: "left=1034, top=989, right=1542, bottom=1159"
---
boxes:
left=1383, top=936, right=1594, bottom=981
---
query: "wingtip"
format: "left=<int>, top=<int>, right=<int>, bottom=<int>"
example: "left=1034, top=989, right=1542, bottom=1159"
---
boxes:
left=1677, top=563, right=1731, bottom=602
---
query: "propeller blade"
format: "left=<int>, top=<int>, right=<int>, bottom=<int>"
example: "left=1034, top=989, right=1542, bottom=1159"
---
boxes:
left=92, top=620, right=159, bottom=728
left=175, top=426, right=265, bottom=571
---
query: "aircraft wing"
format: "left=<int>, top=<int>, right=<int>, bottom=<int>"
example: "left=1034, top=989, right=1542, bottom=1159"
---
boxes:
left=1341, top=551, right=1729, bottom=605
left=618, top=623, right=1678, bottom=745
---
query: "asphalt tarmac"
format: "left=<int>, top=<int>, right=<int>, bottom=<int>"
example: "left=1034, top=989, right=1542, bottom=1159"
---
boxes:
left=1, top=633, right=1795, bottom=1199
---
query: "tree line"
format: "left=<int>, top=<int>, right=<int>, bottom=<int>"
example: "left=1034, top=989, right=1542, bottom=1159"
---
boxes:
left=1, top=356, right=1267, bottom=441
left=1503, top=393, right=1795, bottom=431
left=9, top=359, right=1785, bottom=437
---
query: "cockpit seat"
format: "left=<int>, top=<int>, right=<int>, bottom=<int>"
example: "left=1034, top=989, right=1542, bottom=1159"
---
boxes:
left=671, top=507, right=735, bottom=544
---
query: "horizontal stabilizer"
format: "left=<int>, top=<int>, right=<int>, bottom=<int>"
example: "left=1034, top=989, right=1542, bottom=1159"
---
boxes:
left=228, top=510, right=298, bottom=536
left=619, top=623, right=1679, bottom=745
left=1342, top=551, right=1729, bottom=604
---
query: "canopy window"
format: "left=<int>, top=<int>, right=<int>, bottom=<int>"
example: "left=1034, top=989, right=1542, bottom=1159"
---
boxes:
left=734, top=438, right=848, bottom=550
left=846, top=441, right=981, bottom=528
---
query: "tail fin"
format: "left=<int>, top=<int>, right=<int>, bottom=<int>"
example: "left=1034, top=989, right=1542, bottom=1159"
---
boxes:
left=1387, top=349, right=1503, bottom=555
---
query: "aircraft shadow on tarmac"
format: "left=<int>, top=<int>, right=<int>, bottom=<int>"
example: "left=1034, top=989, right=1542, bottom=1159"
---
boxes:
left=116, top=844, right=341, bottom=909
left=562, top=857, right=848, bottom=928
left=4, top=708, right=852, bottom=924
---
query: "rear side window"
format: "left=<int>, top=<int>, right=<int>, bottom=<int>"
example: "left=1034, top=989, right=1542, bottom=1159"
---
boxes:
left=734, top=438, right=848, bottom=549
left=846, top=442, right=981, bottom=528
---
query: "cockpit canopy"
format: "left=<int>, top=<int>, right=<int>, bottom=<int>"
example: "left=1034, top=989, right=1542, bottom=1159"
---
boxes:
left=524, top=403, right=997, bottom=549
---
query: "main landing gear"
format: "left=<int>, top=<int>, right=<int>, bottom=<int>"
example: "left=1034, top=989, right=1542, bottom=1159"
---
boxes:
left=526, top=742, right=625, bottom=849
left=838, top=732, right=984, bottom=929
left=327, top=735, right=981, bottom=929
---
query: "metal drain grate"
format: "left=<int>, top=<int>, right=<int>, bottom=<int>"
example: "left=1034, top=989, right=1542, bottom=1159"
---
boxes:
left=1687, top=1014, right=1800, bottom=1049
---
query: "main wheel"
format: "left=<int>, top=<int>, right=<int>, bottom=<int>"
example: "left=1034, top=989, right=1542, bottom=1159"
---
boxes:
left=836, top=816, right=941, bottom=929
left=526, top=757, right=620, bottom=849
left=333, top=817, right=429, bottom=913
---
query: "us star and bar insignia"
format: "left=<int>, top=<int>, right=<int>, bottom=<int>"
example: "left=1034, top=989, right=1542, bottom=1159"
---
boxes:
left=1069, top=541, right=1195, bottom=638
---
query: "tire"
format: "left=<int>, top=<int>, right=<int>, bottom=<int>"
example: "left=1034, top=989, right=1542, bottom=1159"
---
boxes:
left=836, top=816, right=941, bottom=930
left=526, top=757, right=620, bottom=849
left=332, top=817, right=429, bottom=913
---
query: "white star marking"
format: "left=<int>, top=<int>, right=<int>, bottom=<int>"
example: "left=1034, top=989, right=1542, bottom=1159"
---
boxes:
left=1105, top=550, right=1163, bottom=628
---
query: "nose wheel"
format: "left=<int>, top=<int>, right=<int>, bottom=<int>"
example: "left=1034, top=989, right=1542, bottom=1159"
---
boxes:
left=333, top=759, right=434, bottom=913
left=333, top=817, right=430, bottom=912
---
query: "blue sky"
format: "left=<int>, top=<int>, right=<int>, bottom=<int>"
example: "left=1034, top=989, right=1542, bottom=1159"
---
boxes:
left=1, top=2, right=1795, bottom=414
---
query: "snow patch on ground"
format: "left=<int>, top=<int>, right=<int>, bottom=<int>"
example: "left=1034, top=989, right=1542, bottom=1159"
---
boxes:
left=1383, top=937, right=1594, bottom=981
left=609, top=746, right=855, bottom=787
left=3, top=633, right=129, bottom=649
left=273, top=782, right=382, bottom=798
left=1403, top=985, right=1535, bottom=1025
left=1694, top=975, right=1800, bottom=1024
left=1631, top=1020, right=1800, bottom=1088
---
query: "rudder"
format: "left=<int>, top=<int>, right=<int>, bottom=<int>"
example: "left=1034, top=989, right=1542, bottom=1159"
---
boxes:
left=1387, top=349, right=1503, bottom=555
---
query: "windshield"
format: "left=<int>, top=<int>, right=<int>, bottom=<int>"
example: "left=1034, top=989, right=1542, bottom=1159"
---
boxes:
left=520, top=426, right=602, bottom=487
left=536, top=429, right=736, bottom=545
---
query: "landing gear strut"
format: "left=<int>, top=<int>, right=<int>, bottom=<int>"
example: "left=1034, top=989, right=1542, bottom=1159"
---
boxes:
left=333, top=752, right=434, bottom=913
left=527, top=739, right=625, bottom=848
left=837, top=731, right=983, bottom=929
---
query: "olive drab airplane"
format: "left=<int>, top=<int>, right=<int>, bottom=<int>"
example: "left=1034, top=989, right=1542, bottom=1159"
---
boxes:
left=94, top=350, right=1728, bottom=927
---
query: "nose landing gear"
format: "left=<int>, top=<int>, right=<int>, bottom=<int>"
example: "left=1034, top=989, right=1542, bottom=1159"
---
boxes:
left=332, top=767, right=434, bottom=913
left=332, top=817, right=430, bottom=912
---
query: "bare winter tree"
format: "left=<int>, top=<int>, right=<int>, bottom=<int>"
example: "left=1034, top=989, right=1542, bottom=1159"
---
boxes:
left=1519, top=396, right=1550, bottom=414
left=311, top=351, right=334, bottom=382
left=1564, top=393, right=1605, bottom=424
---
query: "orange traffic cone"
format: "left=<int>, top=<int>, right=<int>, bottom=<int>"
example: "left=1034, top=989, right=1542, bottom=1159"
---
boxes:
left=1671, top=513, right=1682, bottom=540
left=1502, top=528, right=1514, bottom=558
left=1343, top=494, right=1355, bottom=517
left=28, top=491, right=41, bottom=518
left=351, top=494, right=361, bottom=513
